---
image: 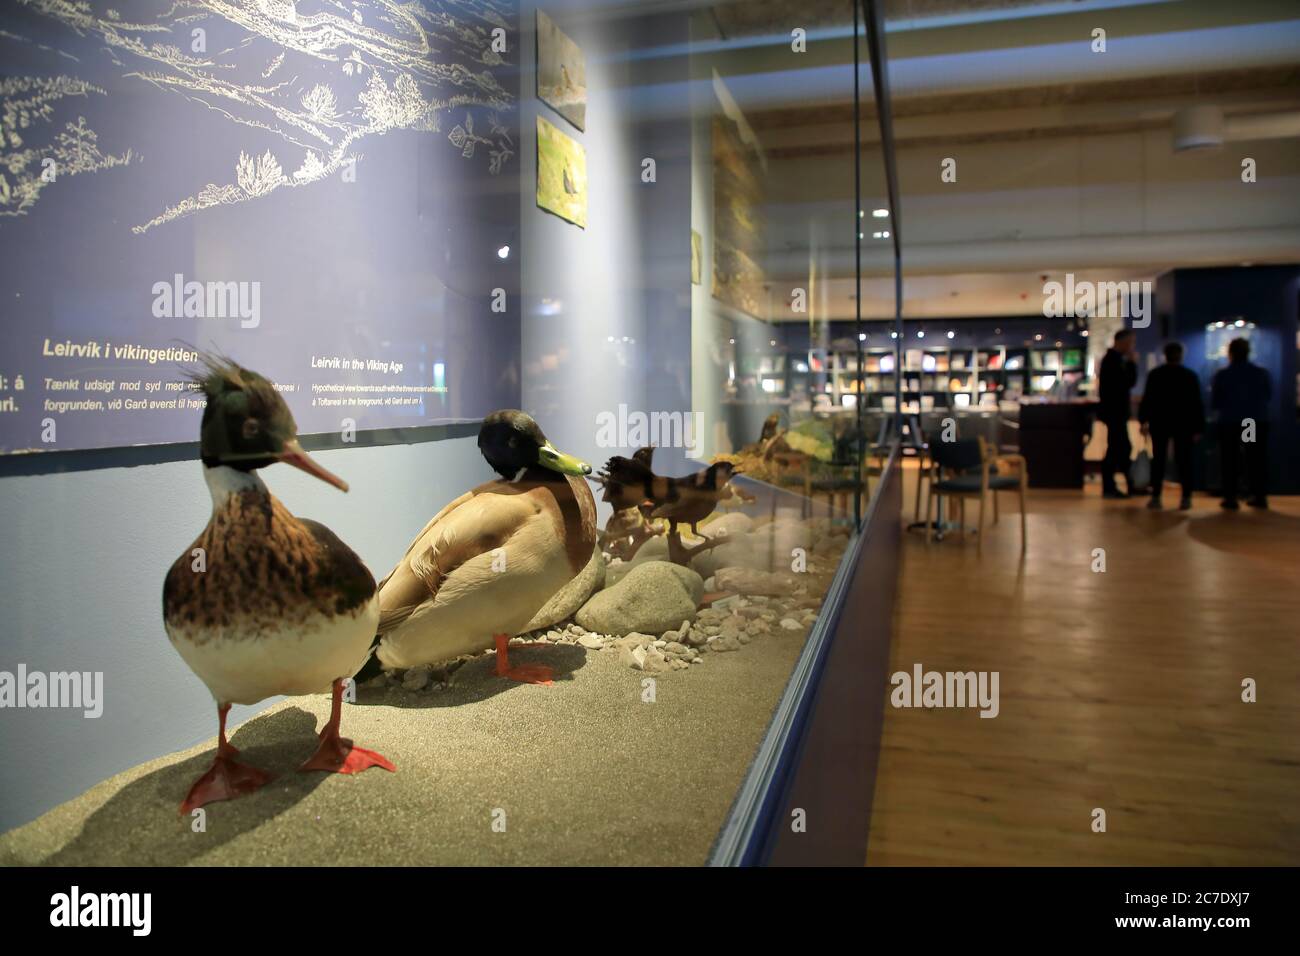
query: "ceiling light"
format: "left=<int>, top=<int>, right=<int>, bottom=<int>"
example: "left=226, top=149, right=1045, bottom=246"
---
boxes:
left=872, top=208, right=889, bottom=218
left=946, top=330, right=955, bottom=339
left=916, top=330, right=925, bottom=339
left=497, top=245, right=510, bottom=259
left=1172, top=105, right=1225, bottom=152
left=858, top=332, right=866, bottom=341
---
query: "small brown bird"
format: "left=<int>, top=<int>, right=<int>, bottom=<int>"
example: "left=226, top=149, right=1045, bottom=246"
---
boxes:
left=596, top=453, right=739, bottom=538
left=650, top=461, right=740, bottom=536
left=592, top=446, right=659, bottom=512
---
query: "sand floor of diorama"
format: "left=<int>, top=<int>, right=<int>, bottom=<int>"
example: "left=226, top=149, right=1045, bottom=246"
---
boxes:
left=0, top=636, right=806, bottom=866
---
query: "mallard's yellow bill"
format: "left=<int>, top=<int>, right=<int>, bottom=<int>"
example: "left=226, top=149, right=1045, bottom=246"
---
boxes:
left=539, top=443, right=592, bottom=476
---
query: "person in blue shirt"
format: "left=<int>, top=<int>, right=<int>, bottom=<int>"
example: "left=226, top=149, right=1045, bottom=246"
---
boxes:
left=1211, top=337, right=1271, bottom=510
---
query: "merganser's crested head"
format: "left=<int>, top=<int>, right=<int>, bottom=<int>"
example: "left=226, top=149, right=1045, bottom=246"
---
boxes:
left=478, top=409, right=592, bottom=480
left=189, top=353, right=349, bottom=491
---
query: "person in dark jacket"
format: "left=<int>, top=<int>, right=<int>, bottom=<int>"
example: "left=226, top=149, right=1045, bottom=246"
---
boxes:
left=1138, top=342, right=1204, bottom=510
left=1212, top=337, right=1271, bottom=510
left=1098, top=329, right=1138, bottom=498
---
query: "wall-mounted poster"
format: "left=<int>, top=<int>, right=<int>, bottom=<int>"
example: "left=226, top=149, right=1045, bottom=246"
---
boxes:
left=536, top=116, right=587, bottom=228
left=691, top=230, right=703, bottom=285
left=0, top=0, right=520, bottom=455
left=537, top=10, right=586, bottom=131
left=712, top=81, right=767, bottom=318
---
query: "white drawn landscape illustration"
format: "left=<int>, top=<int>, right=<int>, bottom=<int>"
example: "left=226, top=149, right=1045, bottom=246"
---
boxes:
left=0, top=0, right=516, bottom=232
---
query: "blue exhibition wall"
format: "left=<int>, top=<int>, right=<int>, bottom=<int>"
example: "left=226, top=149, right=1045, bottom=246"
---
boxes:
left=0, top=0, right=531, bottom=830
left=0, top=0, right=521, bottom=453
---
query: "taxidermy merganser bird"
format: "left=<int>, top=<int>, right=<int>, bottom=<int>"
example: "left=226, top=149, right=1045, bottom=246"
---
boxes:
left=163, top=356, right=394, bottom=814
left=365, top=410, right=596, bottom=685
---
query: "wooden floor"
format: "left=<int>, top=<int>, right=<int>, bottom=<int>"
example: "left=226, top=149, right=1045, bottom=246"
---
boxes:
left=867, top=464, right=1300, bottom=866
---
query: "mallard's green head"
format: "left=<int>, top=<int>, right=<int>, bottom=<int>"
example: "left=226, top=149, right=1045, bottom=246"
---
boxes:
left=190, top=354, right=349, bottom=491
left=478, top=409, right=592, bottom=480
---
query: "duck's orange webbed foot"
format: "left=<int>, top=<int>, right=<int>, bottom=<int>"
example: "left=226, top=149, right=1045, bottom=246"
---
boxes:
left=494, top=634, right=554, bottom=685
left=298, top=679, right=396, bottom=775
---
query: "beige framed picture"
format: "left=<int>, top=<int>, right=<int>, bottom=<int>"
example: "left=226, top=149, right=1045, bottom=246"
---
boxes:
left=537, top=10, right=586, bottom=131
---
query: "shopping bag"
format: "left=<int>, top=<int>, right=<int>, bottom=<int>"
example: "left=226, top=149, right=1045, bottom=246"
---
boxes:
left=1130, top=448, right=1151, bottom=492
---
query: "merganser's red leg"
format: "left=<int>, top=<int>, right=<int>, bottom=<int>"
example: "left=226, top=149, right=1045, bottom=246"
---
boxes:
left=494, top=633, right=554, bottom=685
left=299, top=679, right=396, bottom=774
left=180, top=703, right=274, bottom=814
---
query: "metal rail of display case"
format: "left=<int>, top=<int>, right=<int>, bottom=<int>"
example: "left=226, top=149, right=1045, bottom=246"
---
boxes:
left=710, top=441, right=901, bottom=866
left=0, top=422, right=482, bottom=477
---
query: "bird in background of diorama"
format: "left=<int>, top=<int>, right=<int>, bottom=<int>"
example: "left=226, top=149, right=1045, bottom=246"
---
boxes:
left=163, top=355, right=394, bottom=815
left=593, top=446, right=665, bottom=560
left=357, top=410, right=596, bottom=686
left=592, top=447, right=738, bottom=541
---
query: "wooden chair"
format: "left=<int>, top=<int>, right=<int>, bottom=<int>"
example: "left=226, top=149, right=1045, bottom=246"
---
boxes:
left=924, top=436, right=1027, bottom=552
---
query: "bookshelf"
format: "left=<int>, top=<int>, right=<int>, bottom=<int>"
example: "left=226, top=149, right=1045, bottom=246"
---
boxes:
left=819, top=343, right=1085, bottom=411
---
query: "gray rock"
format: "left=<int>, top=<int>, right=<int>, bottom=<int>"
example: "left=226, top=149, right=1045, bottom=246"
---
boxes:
left=402, top=666, right=431, bottom=692
left=604, top=536, right=671, bottom=588
left=578, top=634, right=603, bottom=650
left=690, top=533, right=775, bottom=578
left=625, top=645, right=671, bottom=673
left=665, top=641, right=690, bottom=656
left=716, top=566, right=802, bottom=597
left=779, top=618, right=802, bottom=631
left=703, top=512, right=754, bottom=538
left=523, top=545, right=607, bottom=632
left=577, top=561, right=704, bottom=637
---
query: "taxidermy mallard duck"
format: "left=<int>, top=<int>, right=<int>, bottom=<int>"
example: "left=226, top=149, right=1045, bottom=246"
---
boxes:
left=163, top=356, right=393, bottom=814
left=368, top=410, right=596, bottom=685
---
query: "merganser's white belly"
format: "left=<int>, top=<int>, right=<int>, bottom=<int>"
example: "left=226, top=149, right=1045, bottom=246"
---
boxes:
left=167, top=597, right=379, bottom=706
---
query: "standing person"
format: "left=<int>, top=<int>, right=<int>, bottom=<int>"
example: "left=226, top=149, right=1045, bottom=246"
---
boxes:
left=1098, top=329, right=1138, bottom=499
left=1139, top=342, right=1204, bottom=510
left=1212, top=337, right=1272, bottom=510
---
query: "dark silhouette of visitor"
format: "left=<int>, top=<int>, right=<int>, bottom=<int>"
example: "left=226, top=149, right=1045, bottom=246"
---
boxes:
left=1139, top=342, right=1204, bottom=511
left=1098, top=329, right=1138, bottom=498
left=1211, top=337, right=1271, bottom=510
